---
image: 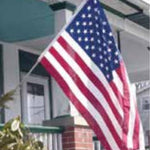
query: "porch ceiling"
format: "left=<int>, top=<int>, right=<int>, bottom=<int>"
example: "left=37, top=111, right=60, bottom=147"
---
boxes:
left=100, top=0, right=138, bottom=15
left=16, top=0, right=149, bottom=83
left=0, top=0, right=149, bottom=43
left=66, top=0, right=150, bottom=29
left=0, top=0, right=54, bottom=42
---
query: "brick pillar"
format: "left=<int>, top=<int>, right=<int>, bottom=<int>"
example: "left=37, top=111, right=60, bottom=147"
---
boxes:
left=43, top=116, right=94, bottom=150
left=62, top=126, right=94, bottom=150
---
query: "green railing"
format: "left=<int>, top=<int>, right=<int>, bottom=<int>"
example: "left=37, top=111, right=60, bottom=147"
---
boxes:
left=0, top=124, right=64, bottom=150
left=146, top=146, right=150, bottom=150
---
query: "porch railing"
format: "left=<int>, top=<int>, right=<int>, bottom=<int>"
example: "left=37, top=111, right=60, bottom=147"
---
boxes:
left=0, top=124, right=64, bottom=150
left=93, top=137, right=104, bottom=150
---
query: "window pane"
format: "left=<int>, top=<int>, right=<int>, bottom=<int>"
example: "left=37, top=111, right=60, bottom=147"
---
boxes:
left=142, top=97, right=150, bottom=110
left=27, top=82, right=45, bottom=125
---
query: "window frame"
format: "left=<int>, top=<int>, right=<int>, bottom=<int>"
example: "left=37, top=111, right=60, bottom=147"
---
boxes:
left=21, top=73, right=50, bottom=125
left=141, top=96, right=150, bottom=112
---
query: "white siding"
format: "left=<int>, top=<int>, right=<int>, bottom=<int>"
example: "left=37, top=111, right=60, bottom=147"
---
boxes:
left=3, top=43, right=21, bottom=121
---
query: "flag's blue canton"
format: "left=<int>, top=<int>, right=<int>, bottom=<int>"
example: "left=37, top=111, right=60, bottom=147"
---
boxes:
left=66, top=0, right=121, bottom=82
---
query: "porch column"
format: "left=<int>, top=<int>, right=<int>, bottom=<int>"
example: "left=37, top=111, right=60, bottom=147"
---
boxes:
left=3, top=43, right=21, bottom=122
left=62, top=126, right=93, bottom=150
left=44, top=116, right=94, bottom=150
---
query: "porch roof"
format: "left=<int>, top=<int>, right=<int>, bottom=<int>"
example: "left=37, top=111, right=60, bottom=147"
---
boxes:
left=0, top=0, right=54, bottom=42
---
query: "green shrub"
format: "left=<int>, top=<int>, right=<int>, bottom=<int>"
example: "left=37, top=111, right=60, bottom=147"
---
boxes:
left=0, top=117, right=43, bottom=150
left=0, top=90, right=44, bottom=150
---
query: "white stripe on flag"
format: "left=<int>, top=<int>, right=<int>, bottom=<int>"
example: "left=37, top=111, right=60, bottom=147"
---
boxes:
left=127, top=85, right=136, bottom=148
left=112, top=71, right=124, bottom=96
left=139, top=122, right=145, bottom=150
left=44, top=51, right=120, bottom=150
left=124, top=68, right=142, bottom=149
left=61, top=30, right=123, bottom=117
left=53, top=41, right=122, bottom=137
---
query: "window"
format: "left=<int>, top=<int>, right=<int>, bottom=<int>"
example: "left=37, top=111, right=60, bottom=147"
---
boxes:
left=21, top=74, right=50, bottom=125
left=19, top=50, right=51, bottom=125
left=142, top=97, right=150, bottom=111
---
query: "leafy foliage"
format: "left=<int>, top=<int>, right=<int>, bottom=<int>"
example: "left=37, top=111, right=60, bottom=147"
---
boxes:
left=0, top=117, right=44, bottom=150
left=0, top=89, right=16, bottom=108
left=0, top=91, right=44, bottom=150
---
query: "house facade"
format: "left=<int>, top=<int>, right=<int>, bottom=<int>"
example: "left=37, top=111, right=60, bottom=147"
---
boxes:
left=136, top=81, right=150, bottom=147
left=0, top=0, right=149, bottom=149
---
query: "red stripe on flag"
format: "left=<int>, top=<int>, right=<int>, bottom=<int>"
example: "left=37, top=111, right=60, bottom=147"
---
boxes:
left=116, top=62, right=140, bottom=149
left=109, top=81, right=123, bottom=108
left=50, top=46, right=122, bottom=148
left=133, top=107, right=140, bottom=148
left=40, top=56, right=112, bottom=150
left=58, top=36, right=123, bottom=123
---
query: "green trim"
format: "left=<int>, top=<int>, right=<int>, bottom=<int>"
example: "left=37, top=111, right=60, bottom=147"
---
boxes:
left=93, top=136, right=98, bottom=141
left=50, top=1, right=76, bottom=12
left=145, top=145, right=150, bottom=149
left=125, top=12, right=143, bottom=18
left=50, top=1, right=126, bottom=18
left=55, top=114, right=71, bottom=119
left=101, top=2, right=126, bottom=18
left=118, top=0, right=143, bottom=12
left=117, top=30, right=121, bottom=51
left=0, top=124, right=64, bottom=133
left=26, top=125, right=64, bottom=133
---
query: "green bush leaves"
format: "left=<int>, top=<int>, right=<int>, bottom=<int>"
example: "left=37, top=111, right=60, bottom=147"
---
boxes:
left=0, top=117, right=44, bottom=150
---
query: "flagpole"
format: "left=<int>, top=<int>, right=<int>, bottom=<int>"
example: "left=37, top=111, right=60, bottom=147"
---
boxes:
left=14, top=0, right=88, bottom=91
left=14, top=60, right=39, bottom=90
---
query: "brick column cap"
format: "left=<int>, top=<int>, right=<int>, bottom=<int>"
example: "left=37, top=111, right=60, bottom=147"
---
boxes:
left=43, top=116, right=89, bottom=127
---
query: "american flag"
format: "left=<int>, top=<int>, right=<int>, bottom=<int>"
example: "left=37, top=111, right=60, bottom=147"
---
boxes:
left=40, top=0, right=145, bottom=149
